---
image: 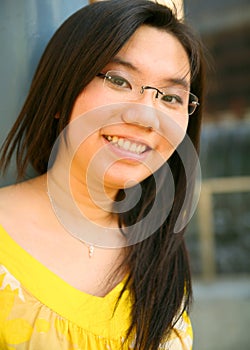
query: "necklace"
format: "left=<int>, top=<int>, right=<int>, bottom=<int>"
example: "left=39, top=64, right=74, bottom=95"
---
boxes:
left=85, top=243, right=95, bottom=258
left=46, top=193, right=123, bottom=260
left=46, top=178, right=125, bottom=259
left=46, top=190, right=97, bottom=258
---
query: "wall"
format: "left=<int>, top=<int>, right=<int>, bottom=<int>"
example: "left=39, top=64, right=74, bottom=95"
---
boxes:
left=0, top=0, right=88, bottom=186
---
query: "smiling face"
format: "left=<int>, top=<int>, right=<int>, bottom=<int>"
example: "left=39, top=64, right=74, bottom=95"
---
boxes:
left=63, top=25, right=191, bottom=195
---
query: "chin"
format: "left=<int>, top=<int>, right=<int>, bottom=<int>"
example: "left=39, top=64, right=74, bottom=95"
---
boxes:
left=104, top=169, right=152, bottom=191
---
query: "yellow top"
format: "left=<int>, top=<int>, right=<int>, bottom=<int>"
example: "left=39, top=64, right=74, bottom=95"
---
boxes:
left=0, top=225, right=193, bottom=349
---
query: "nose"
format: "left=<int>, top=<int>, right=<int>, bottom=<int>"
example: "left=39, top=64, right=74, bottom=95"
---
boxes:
left=121, top=103, right=160, bottom=130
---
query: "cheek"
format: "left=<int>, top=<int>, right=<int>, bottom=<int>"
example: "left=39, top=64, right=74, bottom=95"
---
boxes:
left=70, top=86, right=107, bottom=121
left=157, top=116, right=189, bottom=159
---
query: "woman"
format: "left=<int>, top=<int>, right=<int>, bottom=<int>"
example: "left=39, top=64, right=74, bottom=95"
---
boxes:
left=0, top=0, right=205, bottom=349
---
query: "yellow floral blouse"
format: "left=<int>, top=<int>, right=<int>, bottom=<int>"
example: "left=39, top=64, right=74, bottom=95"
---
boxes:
left=0, top=225, right=193, bottom=349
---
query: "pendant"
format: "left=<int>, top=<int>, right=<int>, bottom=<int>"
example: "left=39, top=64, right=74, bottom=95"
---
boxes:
left=89, top=245, right=94, bottom=258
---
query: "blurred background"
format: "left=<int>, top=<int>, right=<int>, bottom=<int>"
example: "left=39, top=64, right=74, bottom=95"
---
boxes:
left=0, top=1, right=249, bottom=349
left=183, top=1, right=250, bottom=349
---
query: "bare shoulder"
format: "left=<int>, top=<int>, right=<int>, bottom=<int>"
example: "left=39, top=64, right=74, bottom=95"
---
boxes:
left=0, top=179, right=33, bottom=208
left=0, top=175, right=47, bottom=232
left=0, top=183, right=21, bottom=214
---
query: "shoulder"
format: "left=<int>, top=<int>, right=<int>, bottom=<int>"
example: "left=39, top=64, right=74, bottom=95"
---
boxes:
left=0, top=184, right=22, bottom=244
left=0, top=175, right=47, bottom=234
left=0, top=174, right=46, bottom=205
left=0, top=183, right=19, bottom=216
left=0, top=183, right=28, bottom=237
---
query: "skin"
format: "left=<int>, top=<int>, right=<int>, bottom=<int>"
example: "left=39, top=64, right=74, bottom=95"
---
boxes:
left=0, top=25, right=191, bottom=296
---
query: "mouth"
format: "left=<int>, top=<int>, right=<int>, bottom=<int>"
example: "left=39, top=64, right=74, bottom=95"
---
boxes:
left=103, top=135, right=151, bottom=155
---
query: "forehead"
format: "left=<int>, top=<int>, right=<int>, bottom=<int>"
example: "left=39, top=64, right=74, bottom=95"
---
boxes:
left=109, top=25, right=191, bottom=86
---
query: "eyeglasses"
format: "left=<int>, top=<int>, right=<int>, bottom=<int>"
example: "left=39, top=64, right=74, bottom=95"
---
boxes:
left=97, top=70, right=199, bottom=116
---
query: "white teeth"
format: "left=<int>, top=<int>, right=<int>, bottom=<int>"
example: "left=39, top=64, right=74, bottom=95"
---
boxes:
left=123, top=140, right=130, bottom=150
left=117, top=138, right=124, bottom=147
left=136, top=144, right=142, bottom=154
left=105, top=135, right=147, bottom=154
left=130, top=143, right=137, bottom=152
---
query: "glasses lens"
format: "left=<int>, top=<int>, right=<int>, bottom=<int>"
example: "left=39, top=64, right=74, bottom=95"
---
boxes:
left=104, top=71, right=133, bottom=92
left=101, top=71, right=199, bottom=116
left=159, top=87, right=193, bottom=116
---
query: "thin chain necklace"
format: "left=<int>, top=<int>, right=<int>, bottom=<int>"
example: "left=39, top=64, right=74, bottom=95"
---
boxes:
left=46, top=191, right=123, bottom=259
left=46, top=190, right=97, bottom=258
left=46, top=172, right=125, bottom=259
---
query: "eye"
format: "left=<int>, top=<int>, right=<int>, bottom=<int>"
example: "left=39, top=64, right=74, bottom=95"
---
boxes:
left=106, top=73, right=132, bottom=90
left=161, top=94, right=183, bottom=105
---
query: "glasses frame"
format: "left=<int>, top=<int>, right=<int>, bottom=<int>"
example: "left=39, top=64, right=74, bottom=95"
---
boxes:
left=97, top=71, right=200, bottom=116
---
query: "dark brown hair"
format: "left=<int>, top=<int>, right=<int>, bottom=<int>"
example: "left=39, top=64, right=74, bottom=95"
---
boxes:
left=0, top=0, right=205, bottom=349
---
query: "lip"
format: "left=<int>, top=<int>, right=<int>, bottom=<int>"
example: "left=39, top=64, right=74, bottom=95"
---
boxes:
left=102, top=134, right=152, bottom=162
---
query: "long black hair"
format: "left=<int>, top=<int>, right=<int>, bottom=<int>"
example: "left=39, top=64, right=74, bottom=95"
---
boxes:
left=0, top=1, right=205, bottom=349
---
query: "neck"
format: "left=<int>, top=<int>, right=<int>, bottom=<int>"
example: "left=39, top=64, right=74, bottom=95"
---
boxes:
left=69, top=173, right=118, bottom=228
left=47, top=163, right=126, bottom=248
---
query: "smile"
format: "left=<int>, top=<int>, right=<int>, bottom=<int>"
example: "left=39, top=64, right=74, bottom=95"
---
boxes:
left=104, top=135, right=148, bottom=155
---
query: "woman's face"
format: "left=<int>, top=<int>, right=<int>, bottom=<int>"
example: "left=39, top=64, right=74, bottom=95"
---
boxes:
left=66, top=25, right=191, bottom=194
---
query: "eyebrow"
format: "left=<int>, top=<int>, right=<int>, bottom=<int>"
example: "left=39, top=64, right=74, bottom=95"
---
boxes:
left=110, top=56, right=190, bottom=90
left=110, top=57, right=138, bottom=71
left=167, top=77, right=190, bottom=90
